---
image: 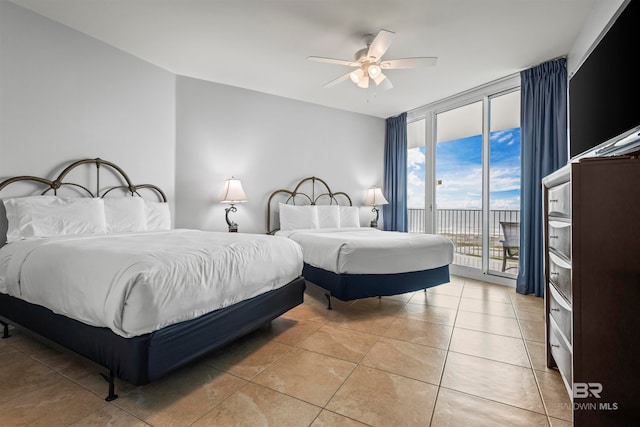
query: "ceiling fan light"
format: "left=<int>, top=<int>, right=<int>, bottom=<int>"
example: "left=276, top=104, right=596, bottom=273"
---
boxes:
left=357, top=75, right=369, bottom=88
left=349, top=68, right=363, bottom=83
left=368, top=64, right=381, bottom=77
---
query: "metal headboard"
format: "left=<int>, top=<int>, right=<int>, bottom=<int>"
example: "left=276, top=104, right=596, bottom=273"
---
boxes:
left=0, top=157, right=167, bottom=202
left=267, top=176, right=352, bottom=234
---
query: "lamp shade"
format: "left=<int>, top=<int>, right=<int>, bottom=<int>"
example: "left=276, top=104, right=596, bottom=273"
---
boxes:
left=219, top=177, right=247, bottom=204
left=357, top=75, right=370, bottom=89
left=350, top=68, right=364, bottom=84
left=368, top=63, right=381, bottom=78
left=364, top=186, right=388, bottom=206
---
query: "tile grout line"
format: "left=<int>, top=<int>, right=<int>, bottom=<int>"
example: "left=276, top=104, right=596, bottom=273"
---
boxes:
left=427, top=279, right=466, bottom=426
left=513, top=296, right=554, bottom=422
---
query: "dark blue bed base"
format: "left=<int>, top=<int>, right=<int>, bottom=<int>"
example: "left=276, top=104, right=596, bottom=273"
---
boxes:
left=302, top=263, right=450, bottom=308
left=0, top=276, right=305, bottom=400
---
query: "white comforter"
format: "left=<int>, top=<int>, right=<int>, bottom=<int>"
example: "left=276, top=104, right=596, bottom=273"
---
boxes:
left=275, top=227, right=454, bottom=274
left=0, top=229, right=303, bottom=338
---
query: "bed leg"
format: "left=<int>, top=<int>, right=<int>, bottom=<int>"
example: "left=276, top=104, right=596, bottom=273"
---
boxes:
left=100, top=370, right=118, bottom=401
left=324, top=293, right=333, bottom=310
left=0, top=320, right=10, bottom=338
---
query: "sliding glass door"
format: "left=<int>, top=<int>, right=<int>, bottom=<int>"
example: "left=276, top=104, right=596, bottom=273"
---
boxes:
left=408, top=85, right=520, bottom=282
left=488, top=91, right=521, bottom=276
left=434, top=101, right=483, bottom=271
left=407, top=118, right=428, bottom=233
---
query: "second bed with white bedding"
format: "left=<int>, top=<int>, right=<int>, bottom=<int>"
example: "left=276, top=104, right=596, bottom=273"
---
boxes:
left=276, top=227, right=454, bottom=274
left=267, top=176, right=456, bottom=306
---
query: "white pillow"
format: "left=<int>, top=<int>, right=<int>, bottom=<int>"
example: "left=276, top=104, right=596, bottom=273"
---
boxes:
left=279, top=203, right=318, bottom=231
left=4, top=196, right=106, bottom=241
left=104, top=197, right=147, bottom=233
left=144, top=200, right=171, bottom=231
left=316, top=205, right=340, bottom=228
left=339, top=206, right=360, bottom=228
left=3, top=195, right=59, bottom=243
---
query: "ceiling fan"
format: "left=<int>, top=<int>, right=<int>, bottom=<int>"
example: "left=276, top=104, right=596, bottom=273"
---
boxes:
left=307, top=29, right=437, bottom=90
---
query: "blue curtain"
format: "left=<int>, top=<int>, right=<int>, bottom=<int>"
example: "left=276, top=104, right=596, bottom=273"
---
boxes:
left=516, top=58, right=568, bottom=296
left=383, top=112, right=408, bottom=232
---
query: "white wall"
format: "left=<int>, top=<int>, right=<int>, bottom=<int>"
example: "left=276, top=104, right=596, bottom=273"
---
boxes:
left=0, top=1, right=386, bottom=238
left=175, top=76, right=385, bottom=234
left=567, top=0, right=627, bottom=76
left=0, top=0, right=176, bottom=204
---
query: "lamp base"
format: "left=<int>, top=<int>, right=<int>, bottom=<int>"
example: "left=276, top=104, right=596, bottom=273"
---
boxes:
left=370, top=206, right=380, bottom=228
left=225, top=205, right=239, bottom=232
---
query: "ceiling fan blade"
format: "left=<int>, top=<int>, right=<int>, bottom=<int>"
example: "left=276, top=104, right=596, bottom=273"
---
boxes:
left=380, top=57, right=438, bottom=69
left=367, top=29, right=395, bottom=61
left=372, top=72, right=393, bottom=90
left=307, top=56, right=358, bottom=67
left=379, top=76, right=393, bottom=90
left=322, top=72, right=352, bottom=88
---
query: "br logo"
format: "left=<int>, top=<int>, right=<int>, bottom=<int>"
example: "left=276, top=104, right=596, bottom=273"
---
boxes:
left=573, top=383, right=603, bottom=399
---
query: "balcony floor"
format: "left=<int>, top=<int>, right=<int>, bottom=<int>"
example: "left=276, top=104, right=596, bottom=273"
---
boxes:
left=453, top=252, right=519, bottom=276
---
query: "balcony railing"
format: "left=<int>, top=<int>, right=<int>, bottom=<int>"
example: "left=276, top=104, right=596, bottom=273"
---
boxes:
left=408, top=208, right=520, bottom=273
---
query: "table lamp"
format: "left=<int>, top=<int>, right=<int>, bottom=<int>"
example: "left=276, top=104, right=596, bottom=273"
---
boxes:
left=364, top=186, right=388, bottom=228
left=220, top=177, right=247, bottom=232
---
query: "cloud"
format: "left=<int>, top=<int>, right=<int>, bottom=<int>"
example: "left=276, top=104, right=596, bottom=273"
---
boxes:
left=489, top=167, right=520, bottom=192
left=407, top=170, right=423, bottom=186
left=407, top=170, right=425, bottom=208
left=406, top=130, right=521, bottom=211
left=489, top=195, right=520, bottom=210
left=435, top=194, right=482, bottom=210
left=435, top=165, right=520, bottom=210
left=407, top=189, right=425, bottom=209
left=437, top=166, right=482, bottom=191
left=408, top=147, right=425, bottom=168
left=492, top=129, right=512, bottom=143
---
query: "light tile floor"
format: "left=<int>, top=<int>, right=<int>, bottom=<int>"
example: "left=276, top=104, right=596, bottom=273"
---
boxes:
left=0, top=275, right=573, bottom=426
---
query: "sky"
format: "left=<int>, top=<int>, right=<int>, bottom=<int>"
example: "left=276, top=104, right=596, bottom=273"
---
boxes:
left=407, top=127, right=521, bottom=210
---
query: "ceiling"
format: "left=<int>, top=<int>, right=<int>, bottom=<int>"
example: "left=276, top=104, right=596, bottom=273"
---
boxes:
left=10, top=0, right=603, bottom=118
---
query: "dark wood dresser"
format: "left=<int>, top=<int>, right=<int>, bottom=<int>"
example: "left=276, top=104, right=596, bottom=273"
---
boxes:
left=542, top=155, right=640, bottom=425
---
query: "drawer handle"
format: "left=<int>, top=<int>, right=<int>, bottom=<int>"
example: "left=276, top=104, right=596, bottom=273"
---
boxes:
left=549, top=199, right=558, bottom=203
left=551, top=308, right=560, bottom=312
left=551, top=272, right=559, bottom=276
left=551, top=344, right=560, bottom=348
left=549, top=235, right=558, bottom=239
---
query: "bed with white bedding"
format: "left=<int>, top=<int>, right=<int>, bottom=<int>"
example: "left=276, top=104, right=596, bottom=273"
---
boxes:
left=267, top=177, right=454, bottom=308
left=0, top=230, right=302, bottom=338
left=0, top=158, right=305, bottom=400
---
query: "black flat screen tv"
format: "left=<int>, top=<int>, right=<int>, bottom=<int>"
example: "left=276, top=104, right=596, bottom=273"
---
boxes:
left=569, top=0, right=639, bottom=158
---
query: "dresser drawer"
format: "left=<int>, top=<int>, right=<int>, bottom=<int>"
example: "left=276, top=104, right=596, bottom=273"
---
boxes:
left=549, top=252, right=572, bottom=302
left=549, top=319, right=573, bottom=391
left=547, top=182, right=571, bottom=218
left=549, top=285, right=572, bottom=345
left=548, top=220, right=571, bottom=260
